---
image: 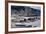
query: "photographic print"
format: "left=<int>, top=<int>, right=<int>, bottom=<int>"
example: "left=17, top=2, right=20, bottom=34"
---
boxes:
left=7, top=2, right=45, bottom=33
left=11, top=6, right=41, bottom=28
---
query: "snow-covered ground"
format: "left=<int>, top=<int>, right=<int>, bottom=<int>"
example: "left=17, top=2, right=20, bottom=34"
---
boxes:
left=11, top=19, right=40, bottom=28
left=11, top=14, right=40, bottom=28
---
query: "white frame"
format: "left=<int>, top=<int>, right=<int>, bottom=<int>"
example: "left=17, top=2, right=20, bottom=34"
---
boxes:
left=8, top=3, right=43, bottom=32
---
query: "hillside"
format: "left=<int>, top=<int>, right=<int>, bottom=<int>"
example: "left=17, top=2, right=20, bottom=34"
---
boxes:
left=11, top=6, right=40, bottom=17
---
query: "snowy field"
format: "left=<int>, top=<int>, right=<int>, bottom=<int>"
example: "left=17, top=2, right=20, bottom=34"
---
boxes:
left=11, top=19, right=40, bottom=28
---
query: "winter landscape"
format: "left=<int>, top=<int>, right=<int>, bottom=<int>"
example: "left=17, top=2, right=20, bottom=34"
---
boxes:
left=11, top=6, right=41, bottom=28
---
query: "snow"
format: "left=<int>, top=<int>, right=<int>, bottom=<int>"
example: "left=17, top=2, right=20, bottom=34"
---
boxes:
left=11, top=19, right=40, bottom=28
